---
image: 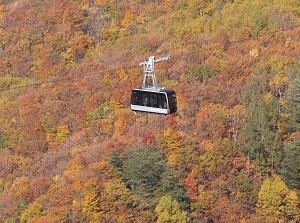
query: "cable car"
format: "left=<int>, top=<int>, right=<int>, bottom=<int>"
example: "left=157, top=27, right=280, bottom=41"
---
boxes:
left=130, top=55, right=177, bottom=115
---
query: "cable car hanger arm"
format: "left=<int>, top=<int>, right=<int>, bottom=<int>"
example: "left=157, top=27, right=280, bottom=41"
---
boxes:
left=138, top=54, right=171, bottom=90
left=138, top=54, right=171, bottom=67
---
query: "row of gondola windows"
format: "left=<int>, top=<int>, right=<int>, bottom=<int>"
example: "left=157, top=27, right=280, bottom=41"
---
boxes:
left=131, top=91, right=167, bottom=108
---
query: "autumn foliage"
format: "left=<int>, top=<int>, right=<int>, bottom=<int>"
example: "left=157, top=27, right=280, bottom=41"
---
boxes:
left=0, top=0, right=300, bottom=222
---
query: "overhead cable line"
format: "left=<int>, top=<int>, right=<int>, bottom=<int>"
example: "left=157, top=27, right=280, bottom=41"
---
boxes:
left=0, top=64, right=137, bottom=93
left=0, top=23, right=299, bottom=93
left=170, top=23, right=300, bottom=61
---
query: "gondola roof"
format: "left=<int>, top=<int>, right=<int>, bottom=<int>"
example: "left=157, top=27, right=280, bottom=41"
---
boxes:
left=132, top=87, right=176, bottom=94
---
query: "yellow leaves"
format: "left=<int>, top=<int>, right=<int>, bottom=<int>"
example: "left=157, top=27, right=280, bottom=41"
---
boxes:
left=193, top=185, right=214, bottom=210
left=80, top=168, right=138, bottom=222
left=120, top=10, right=145, bottom=36
left=162, top=128, right=184, bottom=165
left=199, top=142, right=217, bottom=173
left=103, top=178, right=138, bottom=206
left=285, top=191, right=300, bottom=221
left=20, top=202, right=45, bottom=223
left=82, top=182, right=101, bottom=214
left=61, top=48, right=75, bottom=64
left=116, top=69, right=129, bottom=81
left=175, top=85, right=190, bottom=107
left=11, top=117, right=17, bottom=124
left=163, top=128, right=183, bottom=151
left=0, top=97, right=9, bottom=106
left=71, top=147, right=85, bottom=157
left=268, top=73, right=288, bottom=96
left=249, top=48, right=259, bottom=58
left=284, top=37, right=300, bottom=50
left=63, top=157, right=85, bottom=180
left=55, top=125, right=69, bottom=143
left=160, top=0, right=173, bottom=8
left=228, top=104, right=246, bottom=122
left=122, top=10, right=145, bottom=28
left=113, top=113, right=127, bottom=138
left=257, top=175, right=300, bottom=222
left=155, top=195, right=187, bottom=223
left=102, top=73, right=113, bottom=86
left=121, top=11, right=135, bottom=28
left=52, top=87, right=59, bottom=95
left=110, top=96, right=123, bottom=110
left=278, top=112, right=289, bottom=133
left=264, top=92, right=273, bottom=105
left=61, top=33, right=92, bottom=64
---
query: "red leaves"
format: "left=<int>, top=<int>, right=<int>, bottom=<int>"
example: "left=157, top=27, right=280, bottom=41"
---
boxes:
left=184, top=174, right=198, bottom=200
left=143, top=135, right=156, bottom=144
left=197, top=111, right=206, bottom=119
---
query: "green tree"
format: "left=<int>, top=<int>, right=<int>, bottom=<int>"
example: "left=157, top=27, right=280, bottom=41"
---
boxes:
left=188, top=63, right=216, bottom=83
left=158, top=166, right=189, bottom=209
left=242, top=74, right=282, bottom=175
left=110, top=152, right=123, bottom=172
left=122, top=147, right=188, bottom=209
left=123, top=147, right=166, bottom=201
left=280, top=135, right=300, bottom=190
left=284, top=76, right=300, bottom=132
left=155, top=195, right=187, bottom=223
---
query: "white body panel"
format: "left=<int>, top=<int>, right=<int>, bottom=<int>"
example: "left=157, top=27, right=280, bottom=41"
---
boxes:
left=130, top=104, right=168, bottom=115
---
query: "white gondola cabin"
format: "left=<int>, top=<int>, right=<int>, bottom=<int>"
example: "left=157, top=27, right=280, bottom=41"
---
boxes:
left=130, top=55, right=177, bottom=115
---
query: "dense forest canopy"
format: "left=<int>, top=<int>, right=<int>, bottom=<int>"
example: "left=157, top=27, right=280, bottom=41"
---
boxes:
left=0, top=0, right=300, bottom=222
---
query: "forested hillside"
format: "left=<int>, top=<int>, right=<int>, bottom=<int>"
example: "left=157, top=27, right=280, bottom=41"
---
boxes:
left=0, top=0, right=300, bottom=222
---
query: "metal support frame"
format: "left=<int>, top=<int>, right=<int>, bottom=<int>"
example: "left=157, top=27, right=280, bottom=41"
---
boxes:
left=139, top=54, right=170, bottom=90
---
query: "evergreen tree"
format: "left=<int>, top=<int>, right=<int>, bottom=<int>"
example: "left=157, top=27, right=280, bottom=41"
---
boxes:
left=284, top=76, right=300, bottom=133
left=110, top=152, right=123, bottom=172
left=122, top=147, right=166, bottom=201
left=242, top=74, right=282, bottom=175
left=122, top=147, right=188, bottom=209
left=280, top=135, right=300, bottom=190
left=159, top=166, right=189, bottom=210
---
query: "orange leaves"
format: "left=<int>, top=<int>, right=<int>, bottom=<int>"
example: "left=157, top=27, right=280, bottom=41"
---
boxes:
left=197, top=111, right=205, bottom=119
left=175, top=85, right=190, bottom=104
left=195, top=103, right=229, bottom=142
left=0, top=5, right=5, bottom=21
left=94, top=0, right=110, bottom=7
left=61, top=32, right=92, bottom=64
